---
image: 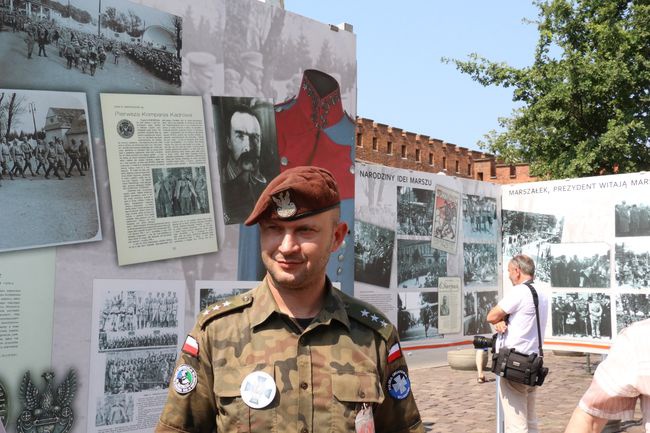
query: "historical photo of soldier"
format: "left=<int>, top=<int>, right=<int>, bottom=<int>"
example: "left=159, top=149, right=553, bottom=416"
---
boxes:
left=0, top=0, right=181, bottom=92
left=463, top=290, right=498, bottom=336
left=103, top=348, right=177, bottom=395
left=615, top=200, right=650, bottom=237
left=548, top=243, right=610, bottom=288
left=0, top=89, right=100, bottom=252
left=97, top=289, right=179, bottom=352
left=95, top=394, right=134, bottom=426
left=354, top=220, right=394, bottom=288
left=502, top=209, right=564, bottom=283
left=396, top=186, right=434, bottom=237
left=222, top=0, right=356, bottom=113
left=551, top=292, right=611, bottom=339
left=212, top=96, right=279, bottom=224
left=397, top=239, right=447, bottom=289
left=615, top=239, right=650, bottom=289
left=616, top=293, right=650, bottom=332
left=462, top=194, right=497, bottom=241
left=152, top=166, right=209, bottom=218
left=398, top=291, right=440, bottom=341
left=463, top=243, right=498, bottom=287
left=432, top=185, right=460, bottom=254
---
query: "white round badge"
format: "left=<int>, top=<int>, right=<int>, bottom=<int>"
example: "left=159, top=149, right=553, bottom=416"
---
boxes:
left=173, top=364, right=198, bottom=394
left=240, top=371, right=276, bottom=409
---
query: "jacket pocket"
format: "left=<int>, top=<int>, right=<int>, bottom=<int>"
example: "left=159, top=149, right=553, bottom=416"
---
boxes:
left=214, top=365, right=276, bottom=433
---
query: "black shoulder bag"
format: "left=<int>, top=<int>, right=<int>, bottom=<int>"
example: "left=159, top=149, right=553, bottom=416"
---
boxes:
left=490, top=283, right=549, bottom=386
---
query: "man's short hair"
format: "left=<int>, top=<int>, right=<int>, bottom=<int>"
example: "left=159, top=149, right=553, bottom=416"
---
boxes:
left=510, top=254, right=535, bottom=277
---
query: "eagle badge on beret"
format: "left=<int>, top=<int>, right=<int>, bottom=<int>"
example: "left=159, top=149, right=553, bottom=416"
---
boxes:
left=272, top=191, right=297, bottom=218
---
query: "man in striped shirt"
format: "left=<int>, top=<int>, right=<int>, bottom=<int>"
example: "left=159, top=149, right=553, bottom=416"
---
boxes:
left=565, top=318, right=650, bottom=432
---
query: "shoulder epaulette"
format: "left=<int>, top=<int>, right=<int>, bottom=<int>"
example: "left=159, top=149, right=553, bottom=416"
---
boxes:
left=198, top=291, right=253, bottom=329
left=339, top=291, right=394, bottom=341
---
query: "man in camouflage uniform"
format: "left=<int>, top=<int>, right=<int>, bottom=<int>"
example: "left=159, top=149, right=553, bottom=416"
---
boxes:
left=156, top=166, right=424, bottom=433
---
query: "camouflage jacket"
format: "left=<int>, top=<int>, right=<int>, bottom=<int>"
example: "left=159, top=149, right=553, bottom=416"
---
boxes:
left=156, top=278, right=423, bottom=433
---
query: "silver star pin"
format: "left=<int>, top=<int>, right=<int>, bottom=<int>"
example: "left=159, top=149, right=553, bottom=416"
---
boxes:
left=361, top=309, right=370, bottom=317
left=222, top=301, right=232, bottom=307
left=371, top=314, right=379, bottom=322
left=212, top=304, right=221, bottom=311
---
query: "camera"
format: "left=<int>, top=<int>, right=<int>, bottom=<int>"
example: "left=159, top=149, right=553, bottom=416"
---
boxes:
left=473, top=333, right=497, bottom=351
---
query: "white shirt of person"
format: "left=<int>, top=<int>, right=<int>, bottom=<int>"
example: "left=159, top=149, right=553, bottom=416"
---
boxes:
left=497, top=280, right=548, bottom=355
left=579, top=318, right=650, bottom=429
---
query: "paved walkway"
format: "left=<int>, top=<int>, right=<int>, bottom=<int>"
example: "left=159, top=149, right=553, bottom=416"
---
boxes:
left=410, top=351, right=645, bottom=433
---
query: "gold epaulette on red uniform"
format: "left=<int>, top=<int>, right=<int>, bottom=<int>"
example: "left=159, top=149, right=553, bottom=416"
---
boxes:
left=198, top=291, right=253, bottom=329
left=339, top=291, right=394, bottom=341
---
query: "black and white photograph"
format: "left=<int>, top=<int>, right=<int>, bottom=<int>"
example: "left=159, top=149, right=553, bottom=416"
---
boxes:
left=199, top=287, right=249, bottom=312
left=213, top=96, right=279, bottom=225
left=103, top=348, right=176, bottom=394
left=551, top=292, right=611, bottom=339
left=463, top=290, right=498, bottom=336
left=152, top=166, right=209, bottom=218
left=355, top=164, right=396, bottom=230
left=463, top=243, right=498, bottom=287
left=502, top=210, right=564, bottom=283
left=431, top=185, right=460, bottom=254
left=548, top=243, right=610, bottom=288
left=616, top=293, right=650, bottom=332
left=462, top=194, right=497, bottom=241
left=0, top=88, right=100, bottom=252
left=397, top=291, right=440, bottom=341
left=0, top=0, right=181, bottom=93
left=97, top=289, right=178, bottom=352
left=397, top=239, right=447, bottom=289
left=614, top=200, right=650, bottom=237
left=94, top=394, right=134, bottom=426
left=223, top=0, right=356, bottom=113
left=397, top=186, right=434, bottom=237
left=355, top=220, right=394, bottom=288
left=615, top=239, right=650, bottom=289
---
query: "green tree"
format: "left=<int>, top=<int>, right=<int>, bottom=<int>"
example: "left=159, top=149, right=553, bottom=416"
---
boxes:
left=445, top=0, right=650, bottom=178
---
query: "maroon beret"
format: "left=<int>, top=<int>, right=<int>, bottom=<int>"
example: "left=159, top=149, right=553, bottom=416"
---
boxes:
left=244, top=166, right=340, bottom=226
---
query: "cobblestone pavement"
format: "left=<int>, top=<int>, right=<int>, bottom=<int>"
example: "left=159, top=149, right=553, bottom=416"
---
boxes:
left=410, top=351, right=645, bottom=433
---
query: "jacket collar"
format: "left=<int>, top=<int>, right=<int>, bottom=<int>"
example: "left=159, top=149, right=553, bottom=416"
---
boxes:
left=295, top=69, right=344, bottom=130
left=249, top=277, right=351, bottom=332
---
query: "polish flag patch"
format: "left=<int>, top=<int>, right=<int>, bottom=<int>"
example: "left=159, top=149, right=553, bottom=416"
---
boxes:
left=387, top=343, right=402, bottom=363
left=182, top=335, right=199, bottom=357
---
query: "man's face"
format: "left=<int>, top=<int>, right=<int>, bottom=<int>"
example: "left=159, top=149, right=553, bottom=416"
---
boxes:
left=507, top=262, right=521, bottom=285
left=228, top=111, right=261, bottom=171
left=259, top=209, right=347, bottom=292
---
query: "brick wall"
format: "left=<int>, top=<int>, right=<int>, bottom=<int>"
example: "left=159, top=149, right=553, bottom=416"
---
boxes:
left=355, top=117, right=536, bottom=184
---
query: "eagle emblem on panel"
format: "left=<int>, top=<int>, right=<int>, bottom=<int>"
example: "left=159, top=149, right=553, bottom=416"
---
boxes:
left=17, top=370, right=77, bottom=433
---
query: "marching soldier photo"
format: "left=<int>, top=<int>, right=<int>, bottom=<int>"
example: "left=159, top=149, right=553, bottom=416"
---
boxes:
left=0, top=89, right=100, bottom=252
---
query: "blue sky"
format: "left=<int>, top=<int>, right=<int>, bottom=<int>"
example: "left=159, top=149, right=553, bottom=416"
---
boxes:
left=284, top=1, right=541, bottom=152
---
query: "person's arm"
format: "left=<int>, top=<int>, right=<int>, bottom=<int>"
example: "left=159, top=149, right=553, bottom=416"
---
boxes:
left=487, top=305, right=507, bottom=324
left=564, top=406, right=608, bottom=433
left=487, top=305, right=509, bottom=333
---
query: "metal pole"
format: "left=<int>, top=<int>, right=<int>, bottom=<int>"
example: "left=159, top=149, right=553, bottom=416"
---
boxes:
left=496, top=376, right=504, bottom=433
left=97, top=0, right=101, bottom=38
left=29, top=102, right=37, bottom=135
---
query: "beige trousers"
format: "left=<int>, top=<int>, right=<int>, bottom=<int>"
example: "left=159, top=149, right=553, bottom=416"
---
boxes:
left=499, top=378, right=539, bottom=433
